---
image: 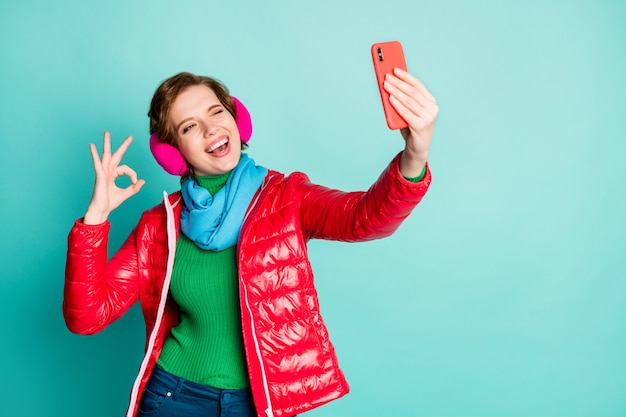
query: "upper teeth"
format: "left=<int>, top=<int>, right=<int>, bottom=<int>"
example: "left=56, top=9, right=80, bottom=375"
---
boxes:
left=208, top=139, right=228, bottom=152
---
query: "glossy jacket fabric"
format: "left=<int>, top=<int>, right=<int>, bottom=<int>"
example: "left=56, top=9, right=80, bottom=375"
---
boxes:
left=64, top=153, right=431, bottom=417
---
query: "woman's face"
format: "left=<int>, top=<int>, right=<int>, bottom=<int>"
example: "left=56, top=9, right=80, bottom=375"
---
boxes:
left=169, top=84, right=242, bottom=176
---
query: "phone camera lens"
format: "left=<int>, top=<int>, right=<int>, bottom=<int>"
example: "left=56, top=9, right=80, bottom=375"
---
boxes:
left=377, top=48, right=384, bottom=61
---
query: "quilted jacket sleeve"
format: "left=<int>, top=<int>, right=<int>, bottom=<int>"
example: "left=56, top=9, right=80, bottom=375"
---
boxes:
left=63, top=220, right=140, bottom=335
left=299, top=152, right=431, bottom=242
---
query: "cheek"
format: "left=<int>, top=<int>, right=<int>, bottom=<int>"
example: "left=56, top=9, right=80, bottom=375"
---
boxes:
left=230, top=124, right=242, bottom=144
left=177, top=138, right=195, bottom=160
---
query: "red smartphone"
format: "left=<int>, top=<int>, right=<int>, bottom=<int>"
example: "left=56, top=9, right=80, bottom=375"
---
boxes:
left=371, top=41, right=408, bottom=130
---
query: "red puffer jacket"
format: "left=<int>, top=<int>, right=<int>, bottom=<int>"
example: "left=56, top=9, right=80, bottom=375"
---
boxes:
left=64, top=153, right=431, bottom=417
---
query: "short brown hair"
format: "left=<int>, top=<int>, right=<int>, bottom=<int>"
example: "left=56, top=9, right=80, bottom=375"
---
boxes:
left=148, top=72, right=238, bottom=149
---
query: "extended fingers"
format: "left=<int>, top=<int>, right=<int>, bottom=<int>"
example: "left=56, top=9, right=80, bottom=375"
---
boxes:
left=93, top=132, right=135, bottom=173
left=99, top=132, right=134, bottom=165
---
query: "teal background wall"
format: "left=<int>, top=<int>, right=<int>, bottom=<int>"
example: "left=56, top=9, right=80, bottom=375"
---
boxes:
left=1, top=0, right=625, bottom=416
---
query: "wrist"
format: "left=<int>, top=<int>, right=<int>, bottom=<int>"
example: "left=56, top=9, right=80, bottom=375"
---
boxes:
left=399, top=148, right=427, bottom=178
left=83, top=207, right=110, bottom=225
left=403, top=142, right=428, bottom=162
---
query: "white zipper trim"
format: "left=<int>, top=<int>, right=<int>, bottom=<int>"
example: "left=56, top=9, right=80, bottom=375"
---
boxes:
left=241, top=280, right=274, bottom=417
left=241, top=180, right=274, bottom=417
left=126, top=191, right=179, bottom=417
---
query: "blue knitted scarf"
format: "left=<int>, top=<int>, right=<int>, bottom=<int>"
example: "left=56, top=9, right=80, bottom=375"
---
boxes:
left=180, top=154, right=267, bottom=251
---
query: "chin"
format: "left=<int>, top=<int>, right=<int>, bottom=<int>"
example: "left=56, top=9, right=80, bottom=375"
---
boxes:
left=222, top=156, right=241, bottom=172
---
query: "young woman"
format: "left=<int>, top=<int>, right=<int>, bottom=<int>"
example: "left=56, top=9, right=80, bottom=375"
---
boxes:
left=64, top=68, right=438, bottom=417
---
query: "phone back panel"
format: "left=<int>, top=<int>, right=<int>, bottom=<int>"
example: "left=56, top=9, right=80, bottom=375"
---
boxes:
left=371, top=41, right=408, bottom=130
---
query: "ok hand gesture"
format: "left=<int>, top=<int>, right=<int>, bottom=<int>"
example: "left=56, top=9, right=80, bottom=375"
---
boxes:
left=83, top=132, right=145, bottom=225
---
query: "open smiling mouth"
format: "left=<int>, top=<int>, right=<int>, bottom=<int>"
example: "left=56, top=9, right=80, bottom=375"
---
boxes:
left=206, top=138, right=229, bottom=154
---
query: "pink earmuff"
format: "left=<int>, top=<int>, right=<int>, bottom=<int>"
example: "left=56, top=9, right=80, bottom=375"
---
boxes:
left=149, top=96, right=252, bottom=176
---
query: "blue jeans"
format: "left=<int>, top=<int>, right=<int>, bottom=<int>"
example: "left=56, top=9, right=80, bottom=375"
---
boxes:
left=137, top=366, right=262, bottom=417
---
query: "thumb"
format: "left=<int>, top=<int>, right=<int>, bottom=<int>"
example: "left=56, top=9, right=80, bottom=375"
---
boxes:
left=132, top=179, right=146, bottom=194
left=123, top=179, right=146, bottom=199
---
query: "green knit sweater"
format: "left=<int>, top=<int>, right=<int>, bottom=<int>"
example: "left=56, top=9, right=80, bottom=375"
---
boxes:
left=157, top=172, right=250, bottom=389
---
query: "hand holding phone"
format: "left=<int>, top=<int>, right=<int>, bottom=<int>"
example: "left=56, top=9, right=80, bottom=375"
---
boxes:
left=371, top=41, right=408, bottom=130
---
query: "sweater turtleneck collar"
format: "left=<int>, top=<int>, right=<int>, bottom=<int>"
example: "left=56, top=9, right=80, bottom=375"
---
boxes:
left=193, top=171, right=231, bottom=196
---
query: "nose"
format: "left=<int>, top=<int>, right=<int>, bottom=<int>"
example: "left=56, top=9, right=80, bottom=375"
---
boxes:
left=201, top=119, right=218, bottom=137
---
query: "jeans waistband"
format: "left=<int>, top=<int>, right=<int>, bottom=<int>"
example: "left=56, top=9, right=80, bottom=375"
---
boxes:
left=149, top=366, right=253, bottom=402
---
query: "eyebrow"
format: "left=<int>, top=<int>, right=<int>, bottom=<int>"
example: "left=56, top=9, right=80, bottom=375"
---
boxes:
left=175, top=104, right=223, bottom=132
